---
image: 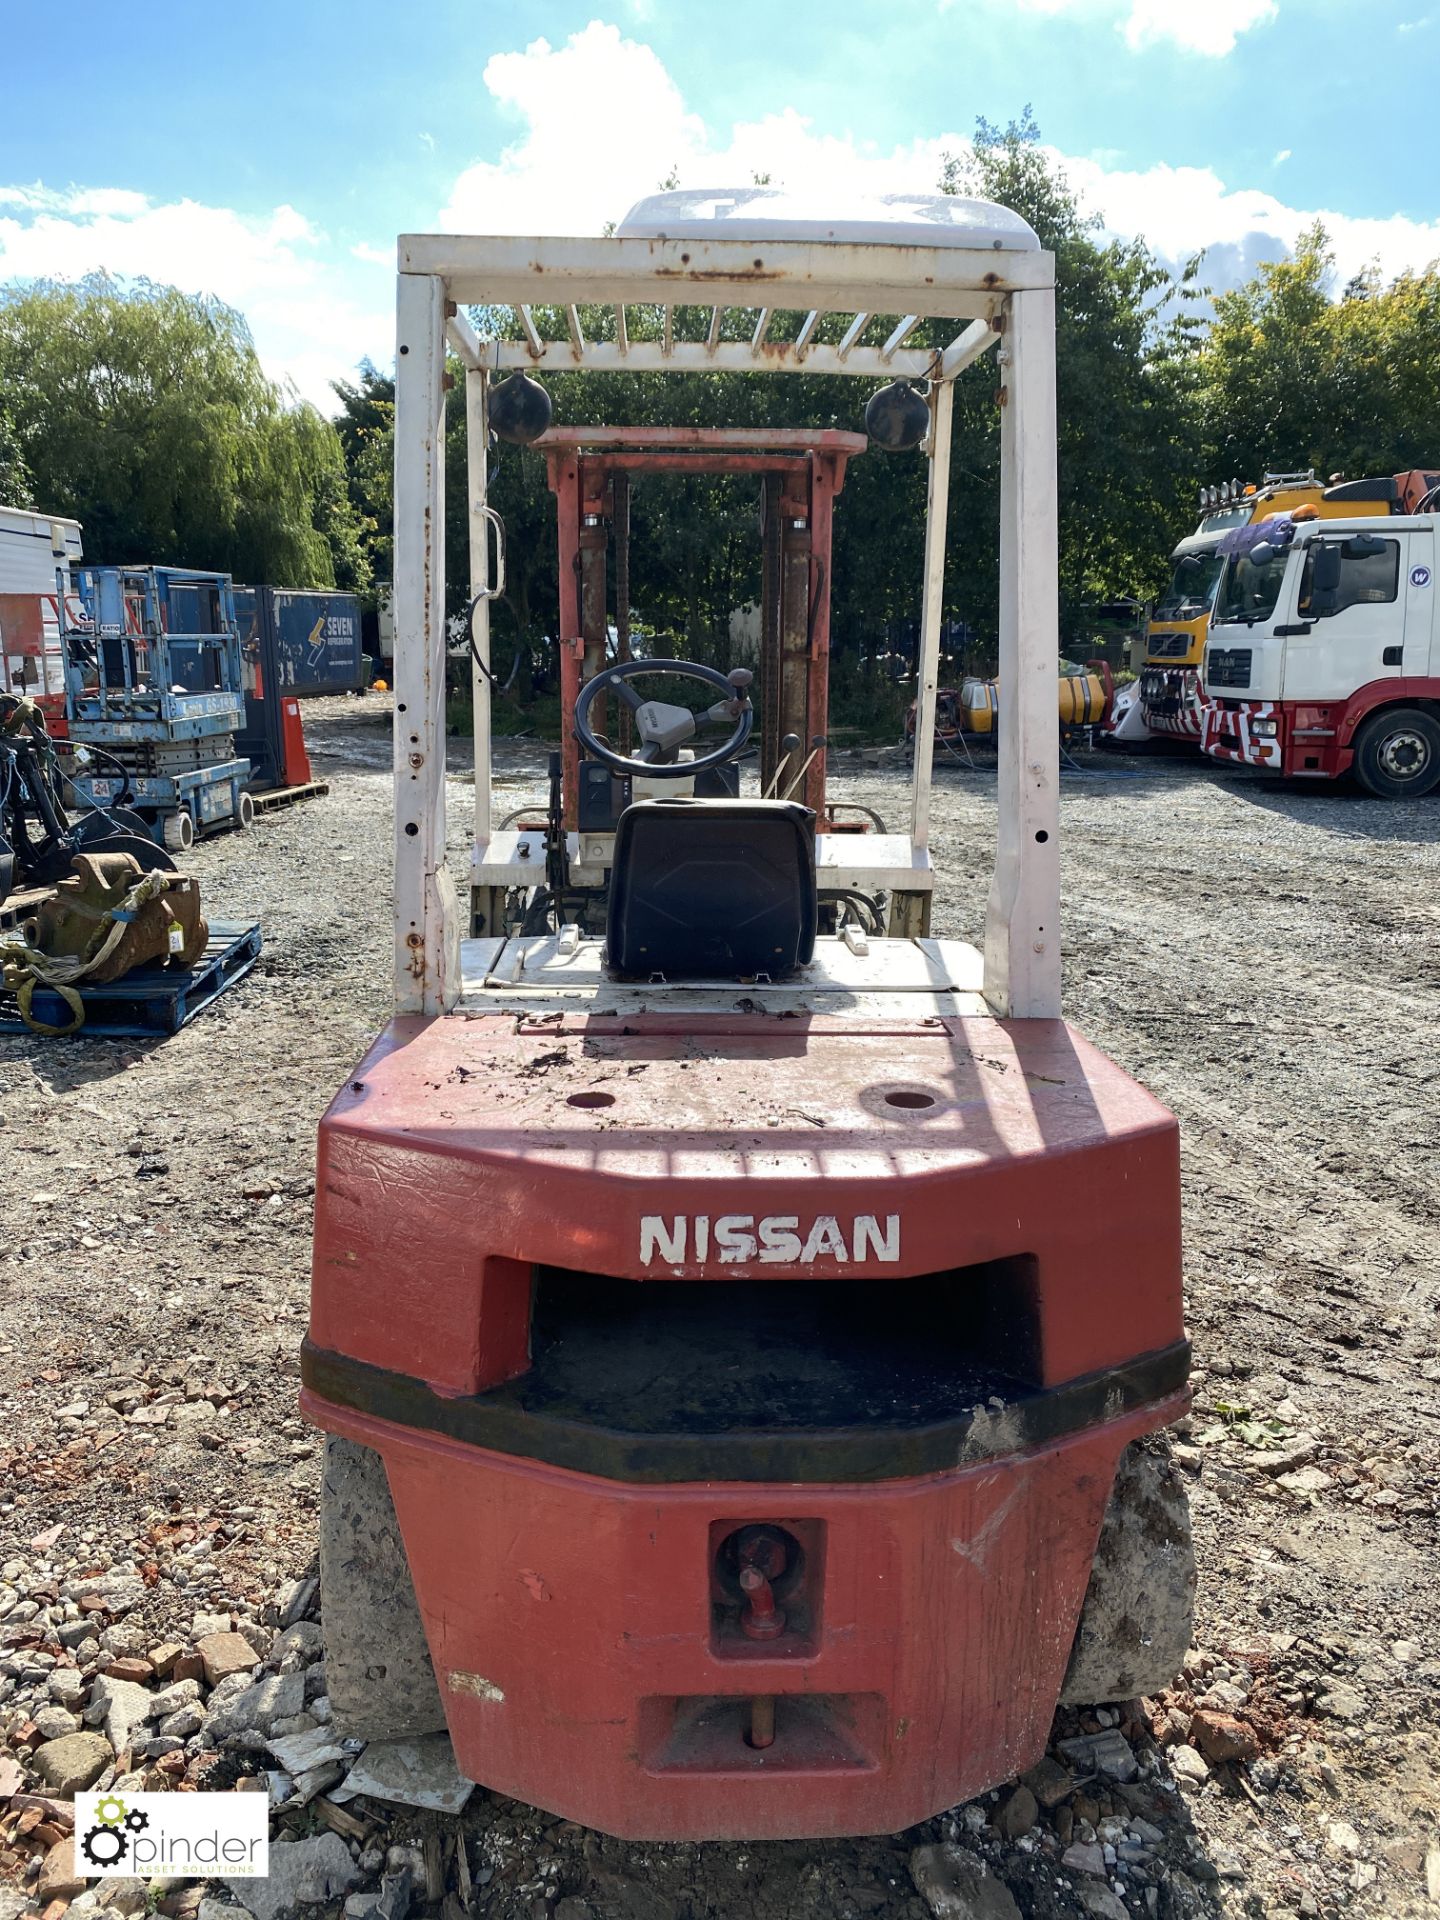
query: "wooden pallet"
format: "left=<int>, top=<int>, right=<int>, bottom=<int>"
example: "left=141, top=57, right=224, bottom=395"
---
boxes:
left=250, top=779, right=330, bottom=813
left=0, top=885, right=52, bottom=934
left=0, top=920, right=262, bottom=1039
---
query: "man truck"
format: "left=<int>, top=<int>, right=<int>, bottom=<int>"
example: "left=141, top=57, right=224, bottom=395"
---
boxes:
left=1200, top=472, right=1440, bottom=796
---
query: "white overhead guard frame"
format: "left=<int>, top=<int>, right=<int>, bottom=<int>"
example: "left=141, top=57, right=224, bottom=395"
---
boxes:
left=391, top=203, right=1059, bottom=1022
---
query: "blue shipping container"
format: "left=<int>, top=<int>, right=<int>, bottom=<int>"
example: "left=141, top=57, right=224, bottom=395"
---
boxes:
left=234, top=587, right=363, bottom=698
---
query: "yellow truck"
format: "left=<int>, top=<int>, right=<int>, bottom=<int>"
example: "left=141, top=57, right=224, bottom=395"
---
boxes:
left=1105, top=472, right=1390, bottom=744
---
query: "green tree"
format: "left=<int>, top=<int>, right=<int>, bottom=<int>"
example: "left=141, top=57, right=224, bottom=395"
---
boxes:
left=940, top=108, right=1205, bottom=628
left=332, top=362, right=394, bottom=590
left=0, top=273, right=369, bottom=590
left=0, top=399, right=31, bottom=507
left=1194, top=225, right=1440, bottom=482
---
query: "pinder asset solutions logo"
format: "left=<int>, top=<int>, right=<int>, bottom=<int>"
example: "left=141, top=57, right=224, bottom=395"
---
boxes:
left=75, top=1792, right=268, bottom=1878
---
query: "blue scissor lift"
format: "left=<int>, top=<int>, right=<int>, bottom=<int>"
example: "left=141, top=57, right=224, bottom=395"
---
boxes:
left=61, top=566, right=253, bottom=850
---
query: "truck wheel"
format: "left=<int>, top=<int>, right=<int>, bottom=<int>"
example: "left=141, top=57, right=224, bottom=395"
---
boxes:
left=1352, top=706, right=1440, bottom=799
left=1058, top=1439, right=1195, bottom=1706
left=319, top=1436, right=447, bottom=1740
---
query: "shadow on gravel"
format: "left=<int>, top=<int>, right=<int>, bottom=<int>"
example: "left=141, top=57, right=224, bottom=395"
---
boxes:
left=927, top=744, right=1223, bottom=793
left=1217, top=771, right=1440, bottom=843
left=304, top=697, right=392, bottom=737
left=0, top=1032, right=165, bottom=1089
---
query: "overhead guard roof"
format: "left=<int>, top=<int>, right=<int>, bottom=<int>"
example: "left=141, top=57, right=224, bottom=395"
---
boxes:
left=619, top=187, right=1042, bottom=254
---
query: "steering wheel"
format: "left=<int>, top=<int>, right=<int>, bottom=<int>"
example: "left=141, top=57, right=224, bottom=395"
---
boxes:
left=574, top=658, right=754, bottom=778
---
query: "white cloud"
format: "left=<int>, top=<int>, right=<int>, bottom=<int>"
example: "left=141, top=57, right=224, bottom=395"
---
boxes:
left=440, top=23, right=1440, bottom=297
left=943, top=0, right=1275, bottom=55
left=1120, top=0, right=1276, bottom=55
left=1398, top=14, right=1430, bottom=27
left=0, top=187, right=318, bottom=290
left=1060, top=153, right=1440, bottom=288
left=1273, top=148, right=1292, bottom=165
left=441, top=23, right=959, bottom=235
left=440, top=23, right=707, bottom=234
left=0, top=182, right=389, bottom=407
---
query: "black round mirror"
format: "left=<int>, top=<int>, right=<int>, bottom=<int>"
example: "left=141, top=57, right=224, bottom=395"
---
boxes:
left=489, top=370, right=553, bottom=445
left=865, top=381, right=929, bottom=453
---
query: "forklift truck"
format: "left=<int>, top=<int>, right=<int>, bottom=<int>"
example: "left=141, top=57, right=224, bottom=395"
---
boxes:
left=302, top=188, right=1194, bottom=1842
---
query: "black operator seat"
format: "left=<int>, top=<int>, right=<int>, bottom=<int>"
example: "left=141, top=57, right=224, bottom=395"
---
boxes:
left=605, top=798, right=817, bottom=979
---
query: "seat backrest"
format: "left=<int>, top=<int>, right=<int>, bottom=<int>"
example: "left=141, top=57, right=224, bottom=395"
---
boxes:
left=606, top=798, right=817, bottom=979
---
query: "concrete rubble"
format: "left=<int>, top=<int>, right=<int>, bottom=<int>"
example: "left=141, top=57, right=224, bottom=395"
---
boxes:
left=225, top=1832, right=359, bottom=1920
left=332, top=1737, right=475, bottom=1816
left=909, top=1843, right=1021, bottom=1919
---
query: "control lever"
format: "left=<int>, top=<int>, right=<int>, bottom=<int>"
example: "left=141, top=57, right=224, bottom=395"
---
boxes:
left=739, top=1564, right=785, bottom=1641
left=780, top=734, right=827, bottom=803
left=708, top=666, right=754, bottom=727
left=763, top=730, right=803, bottom=799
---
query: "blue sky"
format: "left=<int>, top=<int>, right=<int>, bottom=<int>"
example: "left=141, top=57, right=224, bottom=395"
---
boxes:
left=2, top=0, right=1436, bottom=404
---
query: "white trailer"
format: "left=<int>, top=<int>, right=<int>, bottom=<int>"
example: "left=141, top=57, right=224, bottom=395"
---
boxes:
left=0, top=505, right=82, bottom=595
left=0, top=506, right=84, bottom=704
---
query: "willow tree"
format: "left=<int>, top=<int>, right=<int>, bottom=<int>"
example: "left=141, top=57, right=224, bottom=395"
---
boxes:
left=0, top=274, right=368, bottom=590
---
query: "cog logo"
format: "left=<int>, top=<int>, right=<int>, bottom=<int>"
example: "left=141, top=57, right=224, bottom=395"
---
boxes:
left=94, top=1795, right=128, bottom=1828
left=125, top=1807, right=150, bottom=1833
left=80, top=1823, right=129, bottom=1868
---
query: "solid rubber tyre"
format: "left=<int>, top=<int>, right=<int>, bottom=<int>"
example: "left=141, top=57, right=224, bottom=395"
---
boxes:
left=1352, top=706, right=1440, bottom=799
left=162, top=810, right=194, bottom=852
left=319, top=1435, right=447, bottom=1740
left=236, top=791, right=256, bottom=829
left=1058, top=1438, right=1196, bottom=1706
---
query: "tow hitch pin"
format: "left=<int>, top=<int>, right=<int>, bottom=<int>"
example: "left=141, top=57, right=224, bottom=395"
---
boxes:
left=739, top=1564, right=785, bottom=1640
left=749, top=1695, right=775, bottom=1750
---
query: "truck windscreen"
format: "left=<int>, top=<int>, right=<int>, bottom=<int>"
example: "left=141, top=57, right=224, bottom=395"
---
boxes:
left=1199, top=506, right=1251, bottom=535
left=1156, top=553, right=1223, bottom=619
left=1214, top=551, right=1286, bottom=627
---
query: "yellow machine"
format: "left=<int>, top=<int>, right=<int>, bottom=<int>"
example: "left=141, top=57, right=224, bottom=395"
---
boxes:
left=1130, top=472, right=1388, bottom=742
left=946, top=663, right=1108, bottom=738
left=958, top=678, right=996, bottom=734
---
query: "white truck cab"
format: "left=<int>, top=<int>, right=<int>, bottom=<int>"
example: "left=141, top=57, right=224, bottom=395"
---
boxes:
left=1200, top=513, right=1440, bottom=796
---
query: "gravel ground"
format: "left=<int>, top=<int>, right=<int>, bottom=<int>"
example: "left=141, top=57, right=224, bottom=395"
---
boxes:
left=0, top=696, right=1437, bottom=1920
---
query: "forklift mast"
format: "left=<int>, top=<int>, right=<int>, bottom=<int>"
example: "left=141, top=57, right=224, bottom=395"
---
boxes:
left=548, top=426, right=856, bottom=823
left=396, top=190, right=1061, bottom=1020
